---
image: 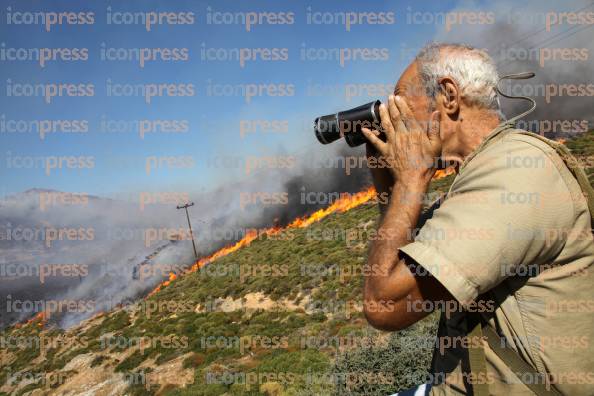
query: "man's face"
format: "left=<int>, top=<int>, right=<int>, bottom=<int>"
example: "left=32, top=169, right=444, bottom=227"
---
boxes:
left=393, top=61, right=432, bottom=130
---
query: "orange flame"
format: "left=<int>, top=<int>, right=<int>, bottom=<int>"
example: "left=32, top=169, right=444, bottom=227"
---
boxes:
left=31, top=312, right=45, bottom=327
left=147, top=271, right=178, bottom=297
left=148, top=170, right=456, bottom=297
left=285, top=187, right=376, bottom=229
left=15, top=312, right=46, bottom=329
left=434, top=167, right=456, bottom=179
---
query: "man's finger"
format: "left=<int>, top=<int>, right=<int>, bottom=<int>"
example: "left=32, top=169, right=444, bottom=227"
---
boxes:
left=362, top=127, right=386, bottom=153
left=428, top=111, right=441, bottom=142
left=378, top=104, right=395, bottom=143
left=387, top=95, right=405, bottom=136
left=394, top=95, right=417, bottom=130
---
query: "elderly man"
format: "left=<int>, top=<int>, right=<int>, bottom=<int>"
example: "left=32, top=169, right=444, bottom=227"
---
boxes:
left=361, top=43, right=594, bottom=395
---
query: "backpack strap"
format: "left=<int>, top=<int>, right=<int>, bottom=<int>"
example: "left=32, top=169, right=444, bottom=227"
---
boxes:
left=467, top=312, right=563, bottom=396
left=466, top=313, right=489, bottom=396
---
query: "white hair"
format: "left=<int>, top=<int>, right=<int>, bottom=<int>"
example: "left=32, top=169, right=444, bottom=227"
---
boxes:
left=416, top=43, right=502, bottom=116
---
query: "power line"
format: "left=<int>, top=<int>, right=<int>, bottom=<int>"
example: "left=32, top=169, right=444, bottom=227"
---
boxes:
left=489, top=1, right=593, bottom=50
left=530, top=23, right=594, bottom=49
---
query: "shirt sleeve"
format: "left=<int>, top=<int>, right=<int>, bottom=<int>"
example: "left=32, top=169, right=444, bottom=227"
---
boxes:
left=399, top=134, right=575, bottom=307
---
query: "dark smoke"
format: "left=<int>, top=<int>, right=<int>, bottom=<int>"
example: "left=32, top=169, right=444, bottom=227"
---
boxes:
left=435, top=0, right=594, bottom=137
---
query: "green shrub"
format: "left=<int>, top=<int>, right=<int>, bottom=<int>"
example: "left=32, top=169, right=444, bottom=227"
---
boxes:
left=332, top=316, right=438, bottom=395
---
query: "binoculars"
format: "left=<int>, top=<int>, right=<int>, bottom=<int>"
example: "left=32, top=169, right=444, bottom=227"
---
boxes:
left=314, top=100, right=381, bottom=147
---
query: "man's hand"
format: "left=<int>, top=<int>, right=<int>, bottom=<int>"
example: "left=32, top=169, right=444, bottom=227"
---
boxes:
left=362, top=95, right=441, bottom=187
left=361, top=95, right=451, bottom=331
left=365, top=142, right=394, bottom=216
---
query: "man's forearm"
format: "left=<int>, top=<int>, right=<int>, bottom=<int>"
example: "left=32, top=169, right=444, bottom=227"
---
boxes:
left=376, top=184, right=392, bottom=221
left=360, top=95, right=446, bottom=330
left=365, top=179, right=428, bottom=301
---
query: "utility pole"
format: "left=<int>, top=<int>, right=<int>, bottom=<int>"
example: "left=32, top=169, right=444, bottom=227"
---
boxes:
left=177, top=202, right=198, bottom=260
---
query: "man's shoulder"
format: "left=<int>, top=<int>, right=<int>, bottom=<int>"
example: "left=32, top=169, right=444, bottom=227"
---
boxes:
left=449, top=128, right=581, bottom=217
left=479, top=129, right=558, bottom=164
left=501, top=129, right=560, bottom=156
left=449, top=127, right=582, bottom=225
left=457, top=129, right=569, bottom=188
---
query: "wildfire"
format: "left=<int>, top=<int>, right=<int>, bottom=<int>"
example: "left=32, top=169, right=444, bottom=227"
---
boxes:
left=285, top=187, right=376, bottom=229
left=147, top=271, right=178, bottom=297
left=147, top=169, right=457, bottom=297
left=30, top=312, right=45, bottom=327
left=434, top=167, right=456, bottom=179
left=14, top=312, right=46, bottom=329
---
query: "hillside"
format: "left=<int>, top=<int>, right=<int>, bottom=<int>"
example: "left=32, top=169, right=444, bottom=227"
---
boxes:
left=1, top=131, right=593, bottom=396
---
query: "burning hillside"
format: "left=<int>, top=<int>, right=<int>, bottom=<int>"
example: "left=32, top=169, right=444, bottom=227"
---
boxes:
left=147, top=186, right=377, bottom=297
left=148, top=168, right=456, bottom=298
left=2, top=130, right=590, bottom=396
left=0, top=162, right=463, bottom=395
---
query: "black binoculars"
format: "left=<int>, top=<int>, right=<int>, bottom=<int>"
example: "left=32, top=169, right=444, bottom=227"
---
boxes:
left=314, top=100, right=381, bottom=147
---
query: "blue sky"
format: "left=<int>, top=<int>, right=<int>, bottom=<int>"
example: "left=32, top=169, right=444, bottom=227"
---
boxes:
left=0, top=0, right=495, bottom=198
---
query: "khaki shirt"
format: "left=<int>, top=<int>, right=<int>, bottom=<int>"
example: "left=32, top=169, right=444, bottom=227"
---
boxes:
left=400, top=126, right=594, bottom=395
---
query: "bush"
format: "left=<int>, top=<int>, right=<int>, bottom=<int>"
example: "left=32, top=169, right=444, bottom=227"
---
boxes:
left=332, top=316, right=438, bottom=395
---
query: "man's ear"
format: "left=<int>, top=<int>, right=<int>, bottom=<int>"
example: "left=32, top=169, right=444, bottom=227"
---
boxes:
left=437, top=77, right=460, bottom=116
